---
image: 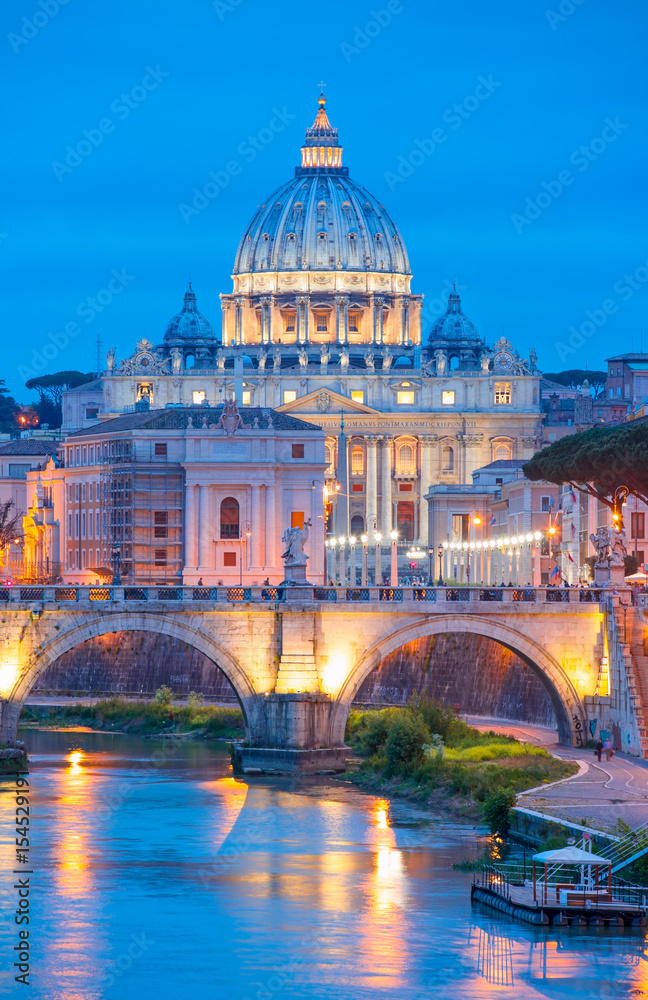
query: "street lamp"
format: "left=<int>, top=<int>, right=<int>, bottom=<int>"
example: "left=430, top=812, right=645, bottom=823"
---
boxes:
left=361, top=534, right=368, bottom=586
left=374, top=532, right=382, bottom=586
left=437, top=543, right=445, bottom=586
left=390, top=530, right=398, bottom=586
left=239, top=521, right=251, bottom=585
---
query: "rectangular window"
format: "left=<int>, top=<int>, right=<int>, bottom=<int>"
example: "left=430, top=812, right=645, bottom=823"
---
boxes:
left=351, top=390, right=364, bottom=403
left=8, top=464, right=30, bottom=479
left=68, top=484, right=73, bottom=502
left=75, top=550, right=79, bottom=570
left=617, top=386, right=622, bottom=397
left=86, top=408, right=98, bottom=420
left=154, top=548, right=167, bottom=566
left=541, top=496, right=551, bottom=512
left=242, top=391, right=251, bottom=405
left=75, top=484, right=79, bottom=502
left=154, top=443, right=167, bottom=457
left=82, top=447, right=87, bottom=466
left=81, top=512, right=86, bottom=538
left=283, top=390, right=297, bottom=404
left=349, top=312, right=360, bottom=333
left=89, top=447, right=94, bottom=465
left=68, top=513, right=72, bottom=538
left=88, top=483, right=93, bottom=502
left=82, top=484, right=86, bottom=502
left=631, top=512, right=645, bottom=539
left=291, top=511, right=305, bottom=529
left=351, top=483, right=364, bottom=492
left=154, top=511, right=168, bottom=538
left=494, top=382, right=511, bottom=405
left=74, top=512, right=79, bottom=539
left=88, top=511, right=93, bottom=538
left=397, top=391, right=415, bottom=405
left=315, top=312, right=328, bottom=332
left=223, top=551, right=236, bottom=567
left=96, top=548, right=100, bottom=566
left=192, top=390, right=206, bottom=405
left=75, top=447, right=80, bottom=465
left=284, top=311, right=296, bottom=333
left=96, top=510, right=100, bottom=539
left=625, top=384, right=631, bottom=398
left=82, top=549, right=86, bottom=569
left=609, top=387, right=613, bottom=399
left=292, top=443, right=305, bottom=459
left=442, top=391, right=455, bottom=405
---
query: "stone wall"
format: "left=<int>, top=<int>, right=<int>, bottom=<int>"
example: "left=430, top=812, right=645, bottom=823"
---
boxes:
left=32, top=631, right=238, bottom=701
left=354, top=633, right=557, bottom=726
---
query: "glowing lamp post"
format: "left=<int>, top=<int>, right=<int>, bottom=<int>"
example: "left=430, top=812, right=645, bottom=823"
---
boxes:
left=390, top=530, right=398, bottom=586
left=374, top=532, right=382, bottom=585
left=361, top=534, right=368, bottom=587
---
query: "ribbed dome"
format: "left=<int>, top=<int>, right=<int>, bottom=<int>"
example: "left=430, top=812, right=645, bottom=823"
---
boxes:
left=429, top=289, right=481, bottom=343
left=164, top=284, right=216, bottom=343
left=233, top=96, right=410, bottom=276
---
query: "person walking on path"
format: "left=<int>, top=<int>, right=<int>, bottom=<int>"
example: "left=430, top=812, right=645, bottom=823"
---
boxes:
left=603, top=737, right=614, bottom=762
left=595, top=738, right=603, bottom=762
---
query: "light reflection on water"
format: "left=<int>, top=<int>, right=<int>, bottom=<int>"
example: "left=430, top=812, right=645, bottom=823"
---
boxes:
left=0, top=729, right=646, bottom=999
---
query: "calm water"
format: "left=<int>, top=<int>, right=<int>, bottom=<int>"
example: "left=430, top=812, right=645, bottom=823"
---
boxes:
left=1, top=729, right=647, bottom=999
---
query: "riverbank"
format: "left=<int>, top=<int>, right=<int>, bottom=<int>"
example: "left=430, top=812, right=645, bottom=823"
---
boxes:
left=344, top=698, right=578, bottom=830
left=19, top=696, right=245, bottom=740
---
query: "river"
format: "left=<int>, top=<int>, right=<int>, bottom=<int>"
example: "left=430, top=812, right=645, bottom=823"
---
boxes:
left=1, top=729, right=646, bottom=999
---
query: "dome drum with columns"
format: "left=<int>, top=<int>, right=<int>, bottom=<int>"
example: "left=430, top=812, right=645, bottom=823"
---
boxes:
left=83, top=93, right=543, bottom=557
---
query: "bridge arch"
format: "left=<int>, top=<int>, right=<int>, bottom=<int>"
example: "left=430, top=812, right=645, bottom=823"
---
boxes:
left=330, top=614, right=585, bottom=746
left=5, top=613, right=263, bottom=741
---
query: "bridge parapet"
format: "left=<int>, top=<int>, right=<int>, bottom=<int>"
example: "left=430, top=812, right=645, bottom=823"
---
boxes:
left=0, top=584, right=606, bottom=609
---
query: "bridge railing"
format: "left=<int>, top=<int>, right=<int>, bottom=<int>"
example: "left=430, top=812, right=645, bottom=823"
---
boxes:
left=0, top=584, right=605, bottom=606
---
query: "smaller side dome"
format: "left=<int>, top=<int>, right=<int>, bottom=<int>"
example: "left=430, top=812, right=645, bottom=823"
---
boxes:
left=428, top=287, right=481, bottom=343
left=164, top=283, right=217, bottom=344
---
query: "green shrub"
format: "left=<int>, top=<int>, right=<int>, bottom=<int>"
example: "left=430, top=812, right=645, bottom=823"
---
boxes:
left=482, top=788, right=516, bottom=836
left=384, top=713, right=430, bottom=775
left=153, top=686, right=174, bottom=706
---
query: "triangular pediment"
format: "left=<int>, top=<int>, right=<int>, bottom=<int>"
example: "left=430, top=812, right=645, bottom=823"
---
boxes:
left=277, top=387, right=380, bottom=416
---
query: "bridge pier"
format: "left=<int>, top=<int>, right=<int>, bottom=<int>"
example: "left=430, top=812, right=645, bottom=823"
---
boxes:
left=0, top=699, right=23, bottom=748
left=236, top=693, right=350, bottom=773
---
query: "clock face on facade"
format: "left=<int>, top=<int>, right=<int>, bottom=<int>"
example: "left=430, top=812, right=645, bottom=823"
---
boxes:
left=493, top=351, right=513, bottom=371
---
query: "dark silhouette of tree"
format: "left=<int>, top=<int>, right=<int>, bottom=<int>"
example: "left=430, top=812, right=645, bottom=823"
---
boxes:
left=0, top=500, right=22, bottom=548
left=523, top=421, right=648, bottom=524
left=0, top=380, right=18, bottom=434
left=25, top=371, right=94, bottom=408
left=543, top=369, right=607, bottom=398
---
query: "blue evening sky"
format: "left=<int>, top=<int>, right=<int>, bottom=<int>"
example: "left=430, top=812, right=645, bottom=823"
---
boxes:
left=1, top=0, right=646, bottom=399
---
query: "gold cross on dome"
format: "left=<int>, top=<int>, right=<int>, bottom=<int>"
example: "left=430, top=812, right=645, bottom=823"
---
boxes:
left=318, top=81, right=326, bottom=92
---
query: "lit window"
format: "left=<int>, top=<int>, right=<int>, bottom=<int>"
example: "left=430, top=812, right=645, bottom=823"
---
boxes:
left=284, top=311, right=296, bottom=333
left=442, top=391, right=455, bottom=405
left=351, top=447, right=364, bottom=475
left=192, top=390, right=206, bottom=405
left=349, top=312, right=360, bottom=332
left=397, top=391, right=415, bottom=405
left=242, top=391, right=251, bottom=405
left=291, top=511, right=305, bottom=528
left=397, top=445, right=414, bottom=474
left=315, top=312, right=328, bottom=332
left=494, top=382, right=511, bottom=405
left=351, top=391, right=364, bottom=403
left=494, top=445, right=511, bottom=461
left=283, top=390, right=297, bottom=404
left=325, top=444, right=334, bottom=472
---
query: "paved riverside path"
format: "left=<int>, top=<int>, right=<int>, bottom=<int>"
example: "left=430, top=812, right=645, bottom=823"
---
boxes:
left=466, top=715, right=648, bottom=835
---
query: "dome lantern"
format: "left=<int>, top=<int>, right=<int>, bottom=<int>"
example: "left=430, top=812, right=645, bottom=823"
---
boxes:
left=300, top=91, right=343, bottom=170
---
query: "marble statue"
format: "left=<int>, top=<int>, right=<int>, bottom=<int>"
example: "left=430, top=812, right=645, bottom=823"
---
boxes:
left=381, top=346, right=393, bottom=370
left=106, top=347, right=116, bottom=371
left=257, top=348, right=267, bottom=371
left=281, top=518, right=312, bottom=566
left=364, top=348, right=375, bottom=371
left=298, top=347, right=309, bottom=368
left=590, top=526, right=611, bottom=567
left=610, top=528, right=627, bottom=568
left=216, top=348, right=226, bottom=371
left=339, top=347, right=349, bottom=369
left=319, top=344, right=330, bottom=368
left=217, top=399, right=244, bottom=437
left=273, top=348, right=282, bottom=371
left=170, top=348, right=182, bottom=373
left=434, top=349, right=447, bottom=374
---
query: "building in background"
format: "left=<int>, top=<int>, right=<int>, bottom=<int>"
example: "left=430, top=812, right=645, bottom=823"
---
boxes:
left=24, top=403, right=326, bottom=586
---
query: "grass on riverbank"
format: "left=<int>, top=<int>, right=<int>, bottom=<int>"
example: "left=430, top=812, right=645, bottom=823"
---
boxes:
left=20, top=697, right=245, bottom=739
left=345, top=696, right=577, bottom=831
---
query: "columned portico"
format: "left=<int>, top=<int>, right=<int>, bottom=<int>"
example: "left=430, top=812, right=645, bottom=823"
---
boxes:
left=365, top=435, right=380, bottom=535
left=381, top=436, right=392, bottom=536
left=418, top=435, right=436, bottom=546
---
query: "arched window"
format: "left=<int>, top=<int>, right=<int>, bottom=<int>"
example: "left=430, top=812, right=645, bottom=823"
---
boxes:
left=351, top=446, right=364, bottom=475
left=494, top=444, right=511, bottom=461
left=185, top=354, right=195, bottom=370
left=442, top=446, right=454, bottom=472
left=397, top=444, right=414, bottom=474
left=325, top=444, right=335, bottom=473
left=220, top=497, right=239, bottom=539
left=350, top=514, right=365, bottom=536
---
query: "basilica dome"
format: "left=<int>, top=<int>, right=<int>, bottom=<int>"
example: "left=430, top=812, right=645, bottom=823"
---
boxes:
left=428, top=288, right=481, bottom=343
left=232, top=95, right=410, bottom=276
left=163, top=284, right=216, bottom=343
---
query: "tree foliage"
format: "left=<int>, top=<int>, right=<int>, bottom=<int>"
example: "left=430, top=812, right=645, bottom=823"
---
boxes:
left=25, top=371, right=94, bottom=407
left=0, top=380, right=18, bottom=434
left=543, top=369, right=607, bottom=398
left=523, top=421, right=648, bottom=510
left=0, top=500, right=23, bottom=548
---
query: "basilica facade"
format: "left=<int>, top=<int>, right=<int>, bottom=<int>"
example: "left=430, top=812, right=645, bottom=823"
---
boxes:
left=70, top=93, right=543, bottom=548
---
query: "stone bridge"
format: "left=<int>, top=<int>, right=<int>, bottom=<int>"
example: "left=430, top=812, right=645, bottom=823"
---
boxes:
left=0, top=582, right=639, bottom=770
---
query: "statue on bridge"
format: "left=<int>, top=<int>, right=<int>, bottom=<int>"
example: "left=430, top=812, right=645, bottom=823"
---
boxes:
left=590, top=526, right=611, bottom=567
left=282, top=518, right=312, bottom=566
left=610, top=527, right=627, bottom=568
